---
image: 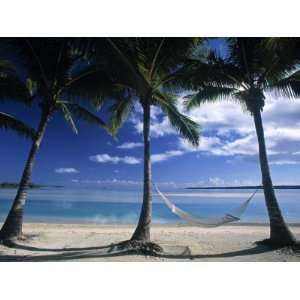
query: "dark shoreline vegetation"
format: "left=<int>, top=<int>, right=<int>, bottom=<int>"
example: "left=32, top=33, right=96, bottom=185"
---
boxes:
left=186, top=185, right=300, bottom=190
left=0, top=182, right=63, bottom=189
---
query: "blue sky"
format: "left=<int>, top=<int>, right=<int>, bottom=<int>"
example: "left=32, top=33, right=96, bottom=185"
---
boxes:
left=2, top=93, right=300, bottom=189
left=1, top=39, right=300, bottom=189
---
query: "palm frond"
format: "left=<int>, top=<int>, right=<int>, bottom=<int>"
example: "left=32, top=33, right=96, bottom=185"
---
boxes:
left=149, top=38, right=166, bottom=80
left=170, top=57, right=241, bottom=92
left=108, top=97, right=135, bottom=136
left=0, top=57, right=31, bottom=104
left=59, top=103, right=78, bottom=134
left=154, top=92, right=200, bottom=146
left=268, top=69, right=300, bottom=98
left=66, top=102, right=106, bottom=128
left=0, top=74, right=31, bottom=104
left=62, top=65, right=114, bottom=109
left=0, top=112, right=35, bottom=139
left=185, top=86, right=237, bottom=110
left=106, top=38, right=148, bottom=93
left=0, top=60, right=16, bottom=74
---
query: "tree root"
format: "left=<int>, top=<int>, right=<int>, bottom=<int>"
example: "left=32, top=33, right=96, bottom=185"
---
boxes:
left=109, top=240, right=164, bottom=256
left=0, top=233, right=39, bottom=247
left=256, top=238, right=300, bottom=253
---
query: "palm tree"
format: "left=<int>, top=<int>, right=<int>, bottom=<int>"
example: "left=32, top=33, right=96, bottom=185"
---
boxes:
left=0, top=38, right=112, bottom=244
left=0, top=61, right=35, bottom=139
left=93, top=38, right=201, bottom=249
left=182, top=37, right=299, bottom=246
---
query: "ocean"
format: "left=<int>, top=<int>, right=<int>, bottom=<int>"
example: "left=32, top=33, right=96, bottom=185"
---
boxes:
left=0, top=187, right=300, bottom=224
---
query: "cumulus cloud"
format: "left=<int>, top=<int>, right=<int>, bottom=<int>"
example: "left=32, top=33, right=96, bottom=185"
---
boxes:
left=187, top=95, right=300, bottom=160
left=152, top=150, right=184, bottom=163
left=179, top=136, right=222, bottom=153
left=117, top=142, right=143, bottom=149
left=89, top=150, right=188, bottom=165
left=166, top=96, right=300, bottom=161
left=123, top=93, right=300, bottom=167
left=89, top=154, right=141, bottom=165
left=55, top=168, right=79, bottom=174
left=129, top=104, right=176, bottom=138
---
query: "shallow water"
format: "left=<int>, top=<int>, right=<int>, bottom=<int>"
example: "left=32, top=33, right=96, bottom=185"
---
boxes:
left=0, top=187, right=299, bottom=224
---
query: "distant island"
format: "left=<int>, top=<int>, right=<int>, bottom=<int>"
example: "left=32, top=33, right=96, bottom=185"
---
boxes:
left=0, top=182, right=64, bottom=189
left=186, top=185, right=300, bottom=190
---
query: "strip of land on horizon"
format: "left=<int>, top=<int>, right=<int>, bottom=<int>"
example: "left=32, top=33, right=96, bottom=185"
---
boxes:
left=186, top=185, right=300, bottom=190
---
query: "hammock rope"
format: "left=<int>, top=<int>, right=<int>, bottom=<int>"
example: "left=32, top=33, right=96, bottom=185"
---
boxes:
left=153, top=184, right=258, bottom=227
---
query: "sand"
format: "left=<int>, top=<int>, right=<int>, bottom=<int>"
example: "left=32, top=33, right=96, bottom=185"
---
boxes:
left=0, top=223, right=300, bottom=262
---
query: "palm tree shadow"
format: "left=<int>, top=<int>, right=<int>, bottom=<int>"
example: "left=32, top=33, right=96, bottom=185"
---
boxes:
left=0, top=242, right=279, bottom=262
left=5, top=242, right=116, bottom=253
left=158, top=242, right=277, bottom=260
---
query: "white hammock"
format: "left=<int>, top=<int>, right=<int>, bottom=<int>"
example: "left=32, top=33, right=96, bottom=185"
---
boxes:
left=154, top=184, right=258, bottom=227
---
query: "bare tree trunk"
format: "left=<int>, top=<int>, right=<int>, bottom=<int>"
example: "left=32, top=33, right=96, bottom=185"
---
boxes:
left=253, top=109, right=296, bottom=245
left=131, top=101, right=152, bottom=241
left=0, top=109, right=50, bottom=243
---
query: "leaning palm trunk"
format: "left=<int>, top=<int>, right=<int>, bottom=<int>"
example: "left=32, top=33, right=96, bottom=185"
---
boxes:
left=0, top=109, right=50, bottom=243
left=131, top=101, right=152, bottom=241
left=253, top=108, right=296, bottom=246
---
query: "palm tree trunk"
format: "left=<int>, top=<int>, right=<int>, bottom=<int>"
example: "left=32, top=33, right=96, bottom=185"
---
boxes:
left=131, top=101, right=152, bottom=241
left=0, top=109, right=50, bottom=243
left=253, top=109, right=296, bottom=245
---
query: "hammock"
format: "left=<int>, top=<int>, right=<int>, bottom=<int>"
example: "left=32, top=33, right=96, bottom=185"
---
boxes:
left=154, top=184, right=258, bottom=227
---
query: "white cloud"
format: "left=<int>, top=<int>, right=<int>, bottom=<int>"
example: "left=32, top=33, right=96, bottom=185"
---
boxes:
left=208, top=177, right=225, bottom=186
left=70, top=177, right=261, bottom=189
left=95, top=179, right=141, bottom=185
left=90, top=150, right=188, bottom=166
left=191, top=95, right=300, bottom=159
left=117, top=142, right=143, bottom=149
left=130, top=104, right=176, bottom=138
left=132, top=116, right=176, bottom=138
left=126, top=93, right=300, bottom=166
left=151, top=150, right=184, bottom=163
left=179, top=136, right=222, bottom=153
left=55, top=168, right=79, bottom=174
left=269, top=159, right=300, bottom=165
left=89, top=154, right=141, bottom=165
left=74, top=179, right=142, bottom=186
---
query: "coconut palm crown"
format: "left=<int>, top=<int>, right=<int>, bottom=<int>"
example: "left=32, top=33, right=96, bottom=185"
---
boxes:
left=181, top=37, right=300, bottom=246
left=0, top=38, right=115, bottom=243
left=90, top=38, right=201, bottom=245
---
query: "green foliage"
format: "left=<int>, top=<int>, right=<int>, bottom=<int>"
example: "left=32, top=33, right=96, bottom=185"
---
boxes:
left=0, top=57, right=33, bottom=138
left=155, top=92, right=200, bottom=146
left=0, top=112, right=35, bottom=139
left=182, top=38, right=300, bottom=114
left=108, top=97, right=135, bottom=137
left=185, top=86, right=237, bottom=110
left=66, top=102, right=105, bottom=128
left=100, top=38, right=202, bottom=145
left=1, top=38, right=112, bottom=134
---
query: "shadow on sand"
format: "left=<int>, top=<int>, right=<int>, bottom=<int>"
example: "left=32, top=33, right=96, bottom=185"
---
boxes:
left=0, top=241, right=281, bottom=262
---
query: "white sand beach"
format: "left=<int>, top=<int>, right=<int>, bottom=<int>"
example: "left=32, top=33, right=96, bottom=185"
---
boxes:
left=0, top=223, right=300, bottom=262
